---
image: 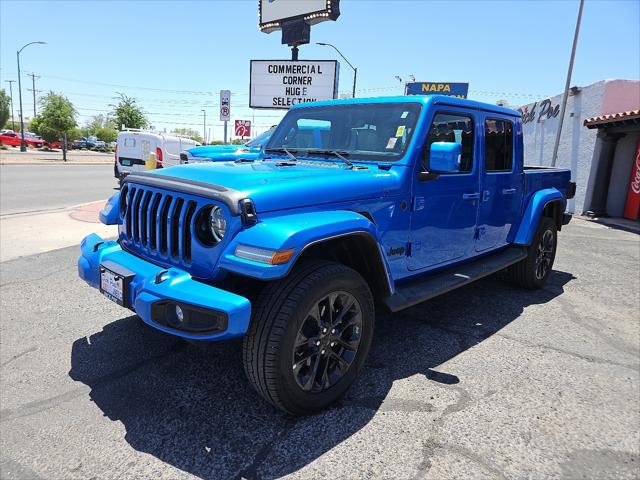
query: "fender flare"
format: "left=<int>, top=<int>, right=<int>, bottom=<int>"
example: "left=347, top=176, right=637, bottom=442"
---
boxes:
left=219, top=210, right=393, bottom=290
left=514, top=188, right=566, bottom=245
left=99, top=192, right=121, bottom=225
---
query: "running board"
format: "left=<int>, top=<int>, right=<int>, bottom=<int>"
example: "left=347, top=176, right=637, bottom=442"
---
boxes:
left=384, top=247, right=528, bottom=313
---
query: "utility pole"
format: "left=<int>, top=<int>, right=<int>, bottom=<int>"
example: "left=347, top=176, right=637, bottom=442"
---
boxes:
left=4, top=80, right=16, bottom=130
left=551, top=0, right=584, bottom=167
left=201, top=109, right=206, bottom=144
left=27, top=73, right=40, bottom=117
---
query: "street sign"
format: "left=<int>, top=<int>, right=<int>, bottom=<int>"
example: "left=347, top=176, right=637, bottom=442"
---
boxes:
left=250, top=60, right=339, bottom=109
left=220, top=90, right=231, bottom=121
left=235, top=120, right=251, bottom=137
left=259, top=0, right=340, bottom=33
left=405, top=82, right=469, bottom=99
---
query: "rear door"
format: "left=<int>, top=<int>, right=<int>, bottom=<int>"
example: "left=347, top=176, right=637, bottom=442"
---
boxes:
left=475, top=115, right=523, bottom=251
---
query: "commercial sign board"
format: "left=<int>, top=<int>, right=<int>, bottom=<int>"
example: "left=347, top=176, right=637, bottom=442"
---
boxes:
left=259, top=0, right=340, bottom=33
left=235, top=120, right=251, bottom=137
left=220, top=90, right=231, bottom=121
left=405, top=82, right=469, bottom=99
left=250, top=60, right=339, bottom=109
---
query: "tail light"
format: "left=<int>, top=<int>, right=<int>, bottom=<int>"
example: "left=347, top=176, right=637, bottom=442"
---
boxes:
left=115, top=143, right=118, bottom=162
left=156, top=147, right=164, bottom=168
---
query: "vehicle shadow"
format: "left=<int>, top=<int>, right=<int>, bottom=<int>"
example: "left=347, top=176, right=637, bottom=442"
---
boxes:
left=69, top=270, right=574, bottom=479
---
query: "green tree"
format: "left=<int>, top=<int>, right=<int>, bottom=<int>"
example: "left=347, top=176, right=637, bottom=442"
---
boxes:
left=95, top=126, right=117, bottom=143
left=111, top=92, right=148, bottom=130
left=37, top=91, right=77, bottom=161
left=85, top=114, right=115, bottom=134
left=0, top=89, right=10, bottom=129
left=30, top=116, right=59, bottom=145
left=171, top=127, right=203, bottom=144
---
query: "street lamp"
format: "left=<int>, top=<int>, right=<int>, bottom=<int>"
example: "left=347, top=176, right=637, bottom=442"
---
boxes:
left=201, top=109, right=206, bottom=144
left=17, top=41, right=46, bottom=152
left=316, top=42, right=357, bottom=99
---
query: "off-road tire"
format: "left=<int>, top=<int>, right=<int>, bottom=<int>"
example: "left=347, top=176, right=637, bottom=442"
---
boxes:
left=502, top=216, right=557, bottom=289
left=242, top=260, right=374, bottom=415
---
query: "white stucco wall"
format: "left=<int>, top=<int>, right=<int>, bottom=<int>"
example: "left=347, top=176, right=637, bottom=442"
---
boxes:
left=518, top=79, right=640, bottom=214
left=520, top=81, right=605, bottom=214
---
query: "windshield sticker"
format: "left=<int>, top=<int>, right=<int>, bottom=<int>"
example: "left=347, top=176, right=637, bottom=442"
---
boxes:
left=401, top=111, right=409, bottom=119
left=395, top=125, right=406, bottom=137
left=386, top=137, right=398, bottom=149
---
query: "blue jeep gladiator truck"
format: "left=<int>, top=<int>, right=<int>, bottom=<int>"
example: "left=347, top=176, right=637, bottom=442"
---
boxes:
left=79, top=95, right=575, bottom=415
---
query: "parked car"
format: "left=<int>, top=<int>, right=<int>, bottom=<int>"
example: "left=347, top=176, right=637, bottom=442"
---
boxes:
left=0, top=130, right=22, bottom=147
left=180, top=127, right=275, bottom=164
left=0, top=130, right=44, bottom=148
left=94, top=139, right=108, bottom=151
left=72, top=139, right=88, bottom=149
left=79, top=95, right=575, bottom=415
left=114, top=129, right=200, bottom=183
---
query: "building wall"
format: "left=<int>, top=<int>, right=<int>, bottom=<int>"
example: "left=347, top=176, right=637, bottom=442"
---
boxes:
left=518, top=79, right=640, bottom=214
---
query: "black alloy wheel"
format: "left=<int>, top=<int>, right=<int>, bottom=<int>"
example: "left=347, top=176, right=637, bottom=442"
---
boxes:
left=292, top=291, right=363, bottom=393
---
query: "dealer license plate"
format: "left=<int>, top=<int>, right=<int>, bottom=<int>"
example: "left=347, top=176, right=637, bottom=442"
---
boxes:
left=100, top=266, right=126, bottom=306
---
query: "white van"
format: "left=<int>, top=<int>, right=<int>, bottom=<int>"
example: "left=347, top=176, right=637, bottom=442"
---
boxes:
left=114, top=129, right=200, bottom=182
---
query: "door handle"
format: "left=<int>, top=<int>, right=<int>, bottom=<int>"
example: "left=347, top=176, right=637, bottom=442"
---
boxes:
left=502, top=188, right=517, bottom=195
left=462, top=192, right=481, bottom=201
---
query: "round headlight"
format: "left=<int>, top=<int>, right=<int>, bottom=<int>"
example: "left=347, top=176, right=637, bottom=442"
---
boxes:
left=210, top=206, right=227, bottom=242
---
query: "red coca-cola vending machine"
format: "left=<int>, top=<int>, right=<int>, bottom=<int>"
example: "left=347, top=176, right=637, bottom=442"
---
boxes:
left=623, top=140, right=640, bottom=220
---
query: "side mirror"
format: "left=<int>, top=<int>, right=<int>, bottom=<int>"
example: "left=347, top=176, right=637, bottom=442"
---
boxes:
left=429, top=142, right=462, bottom=173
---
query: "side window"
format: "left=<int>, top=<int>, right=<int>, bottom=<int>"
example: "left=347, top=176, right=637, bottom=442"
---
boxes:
left=484, top=119, right=513, bottom=171
left=425, top=113, right=474, bottom=172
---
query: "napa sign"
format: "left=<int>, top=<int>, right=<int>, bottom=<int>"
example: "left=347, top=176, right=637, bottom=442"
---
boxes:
left=405, top=82, right=469, bottom=99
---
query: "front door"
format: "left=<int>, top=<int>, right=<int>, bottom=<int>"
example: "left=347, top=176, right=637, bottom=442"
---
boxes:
left=475, top=116, right=523, bottom=251
left=408, top=110, right=480, bottom=271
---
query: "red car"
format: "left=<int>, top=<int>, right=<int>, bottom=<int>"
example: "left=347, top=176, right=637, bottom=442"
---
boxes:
left=0, top=131, right=45, bottom=148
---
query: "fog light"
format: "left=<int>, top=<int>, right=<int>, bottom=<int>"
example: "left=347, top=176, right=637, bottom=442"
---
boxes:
left=175, top=305, right=184, bottom=322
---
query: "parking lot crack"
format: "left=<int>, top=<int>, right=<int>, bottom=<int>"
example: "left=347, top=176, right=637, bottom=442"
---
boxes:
left=233, top=417, right=297, bottom=480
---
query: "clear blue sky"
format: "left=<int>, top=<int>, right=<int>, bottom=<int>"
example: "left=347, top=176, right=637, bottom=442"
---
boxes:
left=1, top=0, right=638, bottom=140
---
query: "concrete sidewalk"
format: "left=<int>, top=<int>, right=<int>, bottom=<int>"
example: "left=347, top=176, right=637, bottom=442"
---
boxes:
left=0, top=148, right=114, bottom=165
left=0, top=200, right=115, bottom=262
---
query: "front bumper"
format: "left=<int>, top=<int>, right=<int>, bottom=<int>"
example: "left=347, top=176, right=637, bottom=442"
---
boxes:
left=78, top=233, right=251, bottom=341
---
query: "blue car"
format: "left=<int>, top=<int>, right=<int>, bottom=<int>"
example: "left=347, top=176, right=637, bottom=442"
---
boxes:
left=80, top=95, right=575, bottom=415
left=180, top=128, right=275, bottom=164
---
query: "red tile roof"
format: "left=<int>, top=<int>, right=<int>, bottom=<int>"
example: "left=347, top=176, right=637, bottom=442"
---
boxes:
left=584, top=110, right=640, bottom=128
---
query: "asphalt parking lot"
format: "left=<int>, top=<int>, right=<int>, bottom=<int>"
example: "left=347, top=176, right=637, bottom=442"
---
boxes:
left=0, top=216, right=638, bottom=479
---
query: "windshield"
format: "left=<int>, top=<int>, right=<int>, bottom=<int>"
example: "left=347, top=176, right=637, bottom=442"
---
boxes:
left=245, top=128, right=273, bottom=148
left=266, top=102, right=422, bottom=162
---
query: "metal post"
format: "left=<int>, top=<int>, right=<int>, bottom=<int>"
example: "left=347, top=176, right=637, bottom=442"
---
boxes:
left=316, top=42, right=357, bottom=98
left=224, top=121, right=228, bottom=145
left=17, top=51, right=26, bottom=151
left=291, top=46, right=299, bottom=61
left=551, top=0, right=584, bottom=167
left=352, top=67, right=358, bottom=99
left=16, top=42, right=46, bottom=152
left=4, top=80, right=16, bottom=130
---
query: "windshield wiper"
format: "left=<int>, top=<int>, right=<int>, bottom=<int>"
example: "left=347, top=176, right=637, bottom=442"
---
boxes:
left=300, top=149, right=354, bottom=168
left=264, top=147, right=297, bottom=162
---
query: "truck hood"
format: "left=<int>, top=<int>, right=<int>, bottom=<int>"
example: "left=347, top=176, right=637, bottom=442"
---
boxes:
left=152, top=160, right=400, bottom=213
left=188, top=144, right=259, bottom=158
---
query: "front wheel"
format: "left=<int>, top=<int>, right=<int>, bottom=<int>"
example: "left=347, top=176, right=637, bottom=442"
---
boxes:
left=243, top=260, right=374, bottom=415
left=502, top=216, right=558, bottom=289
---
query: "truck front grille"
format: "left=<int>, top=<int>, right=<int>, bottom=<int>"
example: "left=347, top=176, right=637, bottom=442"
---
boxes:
left=122, top=185, right=198, bottom=263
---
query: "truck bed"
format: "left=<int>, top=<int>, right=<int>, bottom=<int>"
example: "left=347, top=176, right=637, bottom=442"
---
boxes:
left=523, top=166, right=572, bottom=209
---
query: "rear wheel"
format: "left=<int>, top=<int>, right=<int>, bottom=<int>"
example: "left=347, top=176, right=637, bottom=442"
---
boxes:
left=242, top=260, right=374, bottom=415
left=502, top=216, right=557, bottom=289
